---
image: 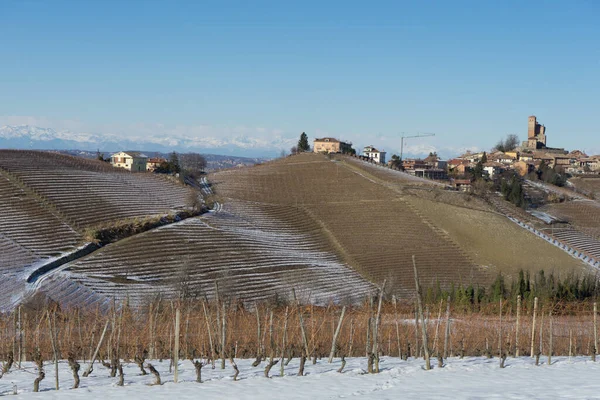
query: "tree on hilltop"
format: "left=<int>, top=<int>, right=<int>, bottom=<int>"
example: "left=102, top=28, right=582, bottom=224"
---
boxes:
left=389, top=154, right=403, bottom=169
left=297, top=132, right=310, bottom=152
left=168, top=152, right=181, bottom=174
left=179, top=153, right=206, bottom=177
left=481, top=152, right=488, bottom=164
left=494, top=134, right=519, bottom=153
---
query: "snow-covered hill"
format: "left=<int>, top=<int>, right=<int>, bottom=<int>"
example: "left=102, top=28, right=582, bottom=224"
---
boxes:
left=0, top=125, right=294, bottom=157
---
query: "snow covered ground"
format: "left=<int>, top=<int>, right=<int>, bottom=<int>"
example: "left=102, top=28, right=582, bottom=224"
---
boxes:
left=2, top=356, right=600, bottom=399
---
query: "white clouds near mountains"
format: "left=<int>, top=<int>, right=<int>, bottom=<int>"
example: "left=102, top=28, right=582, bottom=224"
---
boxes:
left=0, top=116, right=479, bottom=158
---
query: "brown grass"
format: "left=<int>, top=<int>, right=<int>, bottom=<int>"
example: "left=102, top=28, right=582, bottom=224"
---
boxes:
left=209, top=153, right=590, bottom=295
left=407, top=197, right=590, bottom=279
left=2, top=298, right=598, bottom=364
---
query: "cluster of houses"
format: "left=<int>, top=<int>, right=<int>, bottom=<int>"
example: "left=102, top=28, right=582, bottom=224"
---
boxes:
left=448, top=149, right=599, bottom=179
left=313, top=116, right=599, bottom=189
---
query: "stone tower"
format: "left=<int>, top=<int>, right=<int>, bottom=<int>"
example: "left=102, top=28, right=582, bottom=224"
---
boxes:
left=527, top=115, right=547, bottom=149
left=528, top=116, right=537, bottom=139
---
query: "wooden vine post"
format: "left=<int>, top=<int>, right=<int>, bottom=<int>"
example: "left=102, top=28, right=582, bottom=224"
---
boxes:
left=444, top=296, right=451, bottom=359
left=515, top=295, right=521, bottom=357
left=47, top=310, right=59, bottom=390
left=83, top=320, right=110, bottom=377
left=292, top=288, right=310, bottom=360
left=548, top=312, right=553, bottom=365
left=594, top=302, right=598, bottom=361
left=392, top=296, right=401, bottom=358
left=174, top=307, right=181, bottom=383
left=328, top=306, right=346, bottom=363
left=373, top=280, right=386, bottom=373
left=412, top=256, right=430, bottom=370
left=221, top=302, right=227, bottom=370
left=530, top=297, right=538, bottom=358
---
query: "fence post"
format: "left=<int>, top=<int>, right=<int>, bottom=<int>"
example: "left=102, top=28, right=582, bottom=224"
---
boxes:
left=413, top=256, right=430, bottom=370
left=548, top=313, right=553, bottom=365
left=515, top=295, right=521, bottom=357
left=530, top=297, right=538, bottom=357
left=174, top=307, right=180, bottom=383
left=328, top=306, right=346, bottom=363
left=594, top=303, right=598, bottom=361
left=444, top=296, right=451, bottom=359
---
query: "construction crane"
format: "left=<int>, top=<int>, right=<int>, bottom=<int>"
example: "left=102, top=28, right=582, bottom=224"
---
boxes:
left=400, top=132, right=436, bottom=161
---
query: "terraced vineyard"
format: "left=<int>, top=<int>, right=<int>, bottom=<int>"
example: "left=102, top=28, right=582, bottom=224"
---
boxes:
left=37, top=201, right=374, bottom=308
left=209, top=153, right=588, bottom=294
left=0, top=150, right=192, bottom=228
left=0, top=150, right=197, bottom=310
left=541, top=201, right=600, bottom=240
left=1, top=150, right=593, bottom=310
left=0, top=172, right=82, bottom=308
left=568, top=176, right=600, bottom=199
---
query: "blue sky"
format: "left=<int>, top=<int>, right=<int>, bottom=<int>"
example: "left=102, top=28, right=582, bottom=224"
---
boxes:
left=1, top=0, right=598, bottom=157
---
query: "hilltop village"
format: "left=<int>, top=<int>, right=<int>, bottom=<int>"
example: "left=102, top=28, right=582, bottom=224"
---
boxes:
left=311, top=116, right=598, bottom=192
left=105, top=116, right=598, bottom=193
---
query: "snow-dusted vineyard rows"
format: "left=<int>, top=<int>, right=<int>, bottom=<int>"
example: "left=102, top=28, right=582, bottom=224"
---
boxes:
left=0, top=150, right=192, bottom=228
left=0, top=151, right=197, bottom=310
left=37, top=201, right=375, bottom=308
left=0, top=172, right=82, bottom=309
left=542, top=201, right=600, bottom=240
left=211, top=153, right=487, bottom=295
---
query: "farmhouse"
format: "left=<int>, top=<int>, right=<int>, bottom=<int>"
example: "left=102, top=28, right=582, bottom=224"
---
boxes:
left=110, top=151, right=148, bottom=172
left=147, top=157, right=167, bottom=172
left=363, top=145, right=386, bottom=164
left=313, top=138, right=353, bottom=154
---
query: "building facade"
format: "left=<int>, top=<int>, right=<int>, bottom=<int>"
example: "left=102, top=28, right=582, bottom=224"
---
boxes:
left=313, top=138, right=352, bottom=154
left=362, top=145, right=386, bottom=164
left=110, top=151, right=148, bottom=172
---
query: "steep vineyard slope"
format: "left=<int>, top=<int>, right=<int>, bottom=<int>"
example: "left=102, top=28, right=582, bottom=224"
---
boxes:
left=567, top=176, right=600, bottom=199
left=211, top=154, right=483, bottom=294
left=0, top=173, right=82, bottom=308
left=0, top=150, right=197, bottom=309
left=0, top=150, right=193, bottom=228
left=37, top=201, right=374, bottom=308
left=540, top=201, right=600, bottom=240
left=211, top=153, right=590, bottom=292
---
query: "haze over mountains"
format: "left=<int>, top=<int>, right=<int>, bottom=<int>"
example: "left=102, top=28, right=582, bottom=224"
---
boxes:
left=0, top=125, right=296, bottom=158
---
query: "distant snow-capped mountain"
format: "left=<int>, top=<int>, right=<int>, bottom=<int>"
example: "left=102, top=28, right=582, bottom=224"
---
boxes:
left=0, top=125, right=295, bottom=157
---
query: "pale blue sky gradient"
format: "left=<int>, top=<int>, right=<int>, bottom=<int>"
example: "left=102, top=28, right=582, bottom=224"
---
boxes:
left=1, top=0, right=598, bottom=156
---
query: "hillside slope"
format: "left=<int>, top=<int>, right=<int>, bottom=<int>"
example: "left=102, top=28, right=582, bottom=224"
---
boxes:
left=211, top=153, right=590, bottom=293
left=0, top=150, right=196, bottom=309
left=1, top=151, right=592, bottom=309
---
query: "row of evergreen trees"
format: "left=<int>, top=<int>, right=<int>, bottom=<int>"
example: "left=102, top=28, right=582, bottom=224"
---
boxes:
left=423, top=269, right=600, bottom=311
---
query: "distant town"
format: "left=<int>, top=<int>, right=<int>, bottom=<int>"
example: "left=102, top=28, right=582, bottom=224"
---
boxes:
left=90, top=115, right=598, bottom=199
left=311, top=115, right=599, bottom=192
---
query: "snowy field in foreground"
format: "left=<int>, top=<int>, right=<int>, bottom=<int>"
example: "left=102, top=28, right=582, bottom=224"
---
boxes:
left=2, top=356, right=600, bottom=399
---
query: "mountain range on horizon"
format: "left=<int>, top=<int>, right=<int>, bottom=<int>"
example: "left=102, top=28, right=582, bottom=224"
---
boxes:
left=0, top=125, right=297, bottom=158
left=0, top=125, right=457, bottom=159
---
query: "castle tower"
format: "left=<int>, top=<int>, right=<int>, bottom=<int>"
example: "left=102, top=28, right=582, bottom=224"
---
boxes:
left=528, top=116, right=537, bottom=139
left=538, top=124, right=546, bottom=147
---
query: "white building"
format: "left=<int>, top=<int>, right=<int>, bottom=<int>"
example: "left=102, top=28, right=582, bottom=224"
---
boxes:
left=363, top=145, right=386, bottom=164
left=110, top=151, right=148, bottom=172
